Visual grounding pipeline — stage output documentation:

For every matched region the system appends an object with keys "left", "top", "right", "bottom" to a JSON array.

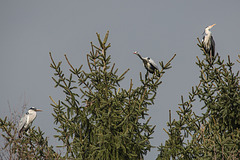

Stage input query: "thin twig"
[
  {"left": 49, "top": 96, "right": 57, "bottom": 106},
  {"left": 64, "top": 54, "right": 74, "bottom": 71}
]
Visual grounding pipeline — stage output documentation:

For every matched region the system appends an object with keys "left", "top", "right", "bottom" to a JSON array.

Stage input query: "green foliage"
[
  {"left": 157, "top": 39, "right": 240, "bottom": 159},
  {"left": 49, "top": 31, "right": 175, "bottom": 159}
]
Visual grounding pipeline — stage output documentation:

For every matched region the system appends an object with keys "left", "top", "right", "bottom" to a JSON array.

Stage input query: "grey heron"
[
  {"left": 18, "top": 107, "right": 42, "bottom": 138},
  {"left": 133, "top": 51, "right": 160, "bottom": 77},
  {"left": 202, "top": 24, "right": 216, "bottom": 65}
]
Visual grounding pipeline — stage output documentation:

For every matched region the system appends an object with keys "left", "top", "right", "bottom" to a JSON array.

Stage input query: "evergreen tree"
[
  {"left": 0, "top": 109, "right": 59, "bottom": 159},
  {"left": 157, "top": 39, "right": 240, "bottom": 159},
  {"left": 49, "top": 31, "right": 175, "bottom": 159}
]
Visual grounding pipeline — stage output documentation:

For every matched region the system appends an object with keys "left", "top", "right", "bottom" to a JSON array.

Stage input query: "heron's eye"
[{"left": 147, "top": 57, "right": 150, "bottom": 60}]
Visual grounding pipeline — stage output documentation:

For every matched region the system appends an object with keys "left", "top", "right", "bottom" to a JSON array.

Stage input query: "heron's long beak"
[
  {"left": 36, "top": 109, "right": 42, "bottom": 112},
  {"left": 209, "top": 24, "right": 216, "bottom": 29}
]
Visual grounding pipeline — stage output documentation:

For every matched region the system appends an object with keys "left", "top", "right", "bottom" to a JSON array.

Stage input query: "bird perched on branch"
[
  {"left": 18, "top": 107, "right": 42, "bottom": 138},
  {"left": 202, "top": 24, "right": 216, "bottom": 65},
  {"left": 133, "top": 51, "right": 160, "bottom": 77}
]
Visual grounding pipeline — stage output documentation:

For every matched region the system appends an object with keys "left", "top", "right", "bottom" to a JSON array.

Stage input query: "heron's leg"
[
  {"left": 209, "top": 51, "right": 215, "bottom": 66},
  {"left": 210, "top": 52, "right": 212, "bottom": 65},
  {"left": 18, "top": 132, "right": 22, "bottom": 138},
  {"left": 145, "top": 71, "right": 149, "bottom": 80}
]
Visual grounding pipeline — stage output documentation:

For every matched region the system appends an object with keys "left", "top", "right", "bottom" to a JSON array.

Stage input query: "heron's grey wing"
[
  {"left": 202, "top": 35, "right": 205, "bottom": 42},
  {"left": 149, "top": 58, "right": 159, "bottom": 70},
  {"left": 27, "top": 113, "right": 37, "bottom": 126},
  {"left": 211, "top": 36, "right": 215, "bottom": 57},
  {"left": 18, "top": 114, "right": 27, "bottom": 133}
]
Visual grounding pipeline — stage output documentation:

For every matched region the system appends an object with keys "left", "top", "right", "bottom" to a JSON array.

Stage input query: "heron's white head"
[
  {"left": 29, "top": 107, "right": 42, "bottom": 112},
  {"left": 133, "top": 51, "right": 138, "bottom": 55},
  {"left": 204, "top": 24, "right": 216, "bottom": 34},
  {"left": 207, "top": 24, "right": 216, "bottom": 29}
]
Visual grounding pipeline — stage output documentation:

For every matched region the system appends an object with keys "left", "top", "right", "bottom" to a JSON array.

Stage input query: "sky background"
[{"left": 0, "top": 1, "right": 239, "bottom": 159}]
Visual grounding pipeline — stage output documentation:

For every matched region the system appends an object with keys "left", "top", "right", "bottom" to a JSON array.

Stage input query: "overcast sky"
[{"left": 1, "top": 1, "right": 240, "bottom": 159}]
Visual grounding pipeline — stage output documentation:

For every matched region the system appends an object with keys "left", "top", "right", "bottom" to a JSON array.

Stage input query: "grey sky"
[{"left": 0, "top": 1, "right": 239, "bottom": 159}]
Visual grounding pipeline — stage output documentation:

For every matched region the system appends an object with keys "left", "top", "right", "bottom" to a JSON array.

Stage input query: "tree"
[
  {"left": 157, "top": 39, "right": 240, "bottom": 159},
  {"left": 0, "top": 106, "right": 60, "bottom": 160},
  {"left": 49, "top": 31, "right": 175, "bottom": 159}
]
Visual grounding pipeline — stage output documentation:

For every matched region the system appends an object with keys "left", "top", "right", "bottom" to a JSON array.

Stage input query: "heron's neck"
[
  {"left": 205, "top": 29, "right": 212, "bottom": 36},
  {"left": 28, "top": 110, "right": 36, "bottom": 115},
  {"left": 136, "top": 54, "right": 143, "bottom": 60}
]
